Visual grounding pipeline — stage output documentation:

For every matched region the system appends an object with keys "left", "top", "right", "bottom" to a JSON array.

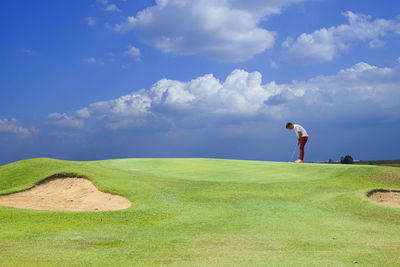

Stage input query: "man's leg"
[{"left": 299, "top": 136, "right": 308, "bottom": 161}]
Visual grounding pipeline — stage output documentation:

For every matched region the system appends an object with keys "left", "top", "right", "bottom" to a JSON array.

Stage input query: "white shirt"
[{"left": 293, "top": 124, "right": 308, "bottom": 137}]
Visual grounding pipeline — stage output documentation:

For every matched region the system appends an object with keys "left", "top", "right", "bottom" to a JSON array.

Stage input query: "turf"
[
  {"left": 0, "top": 158, "right": 399, "bottom": 266},
  {"left": 355, "top": 159, "right": 400, "bottom": 168}
]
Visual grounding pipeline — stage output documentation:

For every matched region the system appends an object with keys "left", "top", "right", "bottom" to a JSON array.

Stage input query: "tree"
[{"left": 340, "top": 155, "right": 353, "bottom": 164}]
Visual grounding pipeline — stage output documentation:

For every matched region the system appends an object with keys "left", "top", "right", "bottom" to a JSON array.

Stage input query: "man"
[{"left": 286, "top": 122, "right": 309, "bottom": 163}]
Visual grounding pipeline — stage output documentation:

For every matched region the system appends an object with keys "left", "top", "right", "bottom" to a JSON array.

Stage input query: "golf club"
[{"left": 288, "top": 144, "right": 297, "bottom": 163}]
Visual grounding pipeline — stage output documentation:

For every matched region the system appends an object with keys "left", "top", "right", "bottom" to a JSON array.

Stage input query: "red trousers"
[{"left": 299, "top": 136, "right": 308, "bottom": 160}]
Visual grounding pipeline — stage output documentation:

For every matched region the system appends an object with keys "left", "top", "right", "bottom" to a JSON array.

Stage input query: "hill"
[{"left": 0, "top": 158, "right": 399, "bottom": 266}]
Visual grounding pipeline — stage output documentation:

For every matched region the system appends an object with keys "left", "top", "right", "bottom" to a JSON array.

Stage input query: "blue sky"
[{"left": 1, "top": 0, "right": 400, "bottom": 164}]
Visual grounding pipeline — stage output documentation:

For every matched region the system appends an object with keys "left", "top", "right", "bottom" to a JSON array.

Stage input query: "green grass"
[
  {"left": 355, "top": 159, "right": 400, "bottom": 167},
  {"left": 0, "top": 158, "right": 400, "bottom": 266}
]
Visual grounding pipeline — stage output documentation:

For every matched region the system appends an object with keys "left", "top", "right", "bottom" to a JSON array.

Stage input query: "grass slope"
[
  {"left": 0, "top": 158, "right": 399, "bottom": 266},
  {"left": 356, "top": 159, "right": 400, "bottom": 168}
]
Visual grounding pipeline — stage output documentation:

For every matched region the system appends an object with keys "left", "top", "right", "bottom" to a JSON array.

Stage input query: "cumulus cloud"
[
  {"left": 97, "top": 0, "right": 120, "bottom": 12},
  {"left": 48, "top": 93, "right": 154, "bottom": 130},
  {"left": 0, "top": 118, "right": 30, "bottom": 136},
  {"left": 76, "top": 108, "right": 91, "bottom": 119},
  {"left": 277, "top": 62, "right": 400, "bottom": 118},
  {"left": 123, "top": 45, "right": 141, "bottom": 61},
  {"left": 88, "top": 92, "right": 151, "bottom": 117},
  {"left": 283, "top": 11, "right": 400, "bottom": 63},
  {"left": 47, "top": 59, "right": 400, "bottom": 131},
  {"left": 113, "top": 0, "right": 304, "bottom": 62},
  {"left": 104, "top": 4, "right": 120, "bottom": 12},
  {"left": 47, "top": 113, "right": 85, "bottom": 129}
]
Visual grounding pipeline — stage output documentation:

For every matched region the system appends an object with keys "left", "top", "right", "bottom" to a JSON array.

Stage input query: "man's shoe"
[{"left": 294, "top": 160, "right": 304, "bottom": 163}]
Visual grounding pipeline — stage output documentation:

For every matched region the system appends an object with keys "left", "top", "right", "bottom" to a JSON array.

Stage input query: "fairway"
[{"left": 0, "top": 158, "right": 400, "bottom": 266}]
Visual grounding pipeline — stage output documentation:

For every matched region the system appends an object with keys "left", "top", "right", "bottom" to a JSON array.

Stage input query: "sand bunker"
[
  {"left": 0, "top": 174, "right": 131, "bottom": 211},
  {"left": 368, "top": 189, "right": 400, "bottom": 208}
]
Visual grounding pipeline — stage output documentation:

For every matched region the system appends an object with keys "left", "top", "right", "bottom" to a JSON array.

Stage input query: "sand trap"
[
  {"left": 368, "top": 189, "right": 400, "bottom": 208},
  {"left": 0, "top": 174, "right": 131, "bottom": 211}
]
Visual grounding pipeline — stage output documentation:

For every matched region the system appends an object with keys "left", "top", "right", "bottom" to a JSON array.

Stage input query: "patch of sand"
[
  {"left": 368, "top": 189, "right": 400, "bottom": 208},
  {"left": 0, "top": 174, "right": 131, "bottom": 211}
]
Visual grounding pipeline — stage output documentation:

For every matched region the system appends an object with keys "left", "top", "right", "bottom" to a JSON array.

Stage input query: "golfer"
[{"left": 286, "top": 122, "right": 309, "bottom": 163}]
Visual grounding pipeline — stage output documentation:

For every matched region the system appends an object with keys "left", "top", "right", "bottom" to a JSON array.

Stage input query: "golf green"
[{"left": 0, "top": 158, "right": 399, "bottom": 266}]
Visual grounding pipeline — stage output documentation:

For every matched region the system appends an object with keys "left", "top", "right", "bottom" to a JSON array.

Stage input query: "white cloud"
[
  {"left": 113, "top": 0, "right": 304, "bottom": 62},
  {"left": 0, "top": 118, "right": 30, "bottom": 136},
  {"left": 47, "top": 113, "right": 85, "bottom": 129},
  {"left": 104, "top": 4, "right": 120, "bottom": 12},
  {"left": 88, "top": 93, "right": 151, "bottom": 117},
  {"left": 83, "top": 93, "right": 153, "bottom": 129},
  {"left": 113, "top": 16, "right": 136, "bottom": 32},
  {"left": 83, "top": 57, "right": 98, "bottom": 64},
  {"left": 75, "top": 108, "right": 91, "bottom": 119},
  {"left": 294, "top": 62, "right": 397, "bottom": 106},
  {"left": 147, "top": 70, "right": 280, "bottom": 115},
  {"left": 283, "top": 11, "right": 400, "bottom": 63},
  {"left": 269, "top": 60, "right": 279, "bottom": 69},
  {"left": 47, "top": 59, "right": 400, "bottom": 130},
  {"left": 123, "top": 45, "right": 141, "bottom": 61},
  {"left": 97, "top": 0, "right": 120, "bottom": 12},
  {"left": 368, "top": 38, "right": 385, "bottom": 48},
  {"left": 86, "top": 17, "right": 96, "bottom": 26}
]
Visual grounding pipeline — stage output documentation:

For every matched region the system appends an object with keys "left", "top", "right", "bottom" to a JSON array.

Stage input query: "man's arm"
[{"left": 297, "top": 131, "right": 302, "bottom": 146}]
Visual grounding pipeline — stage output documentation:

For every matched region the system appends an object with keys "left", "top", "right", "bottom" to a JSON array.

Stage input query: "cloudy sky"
[{"left": 1, "top": 0, "right": 400, "bottom": 164}]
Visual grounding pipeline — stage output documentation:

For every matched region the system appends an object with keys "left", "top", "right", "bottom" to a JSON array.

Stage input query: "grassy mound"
[{"left": 0, "top": 158, "right": 399, "bottom": 266}]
